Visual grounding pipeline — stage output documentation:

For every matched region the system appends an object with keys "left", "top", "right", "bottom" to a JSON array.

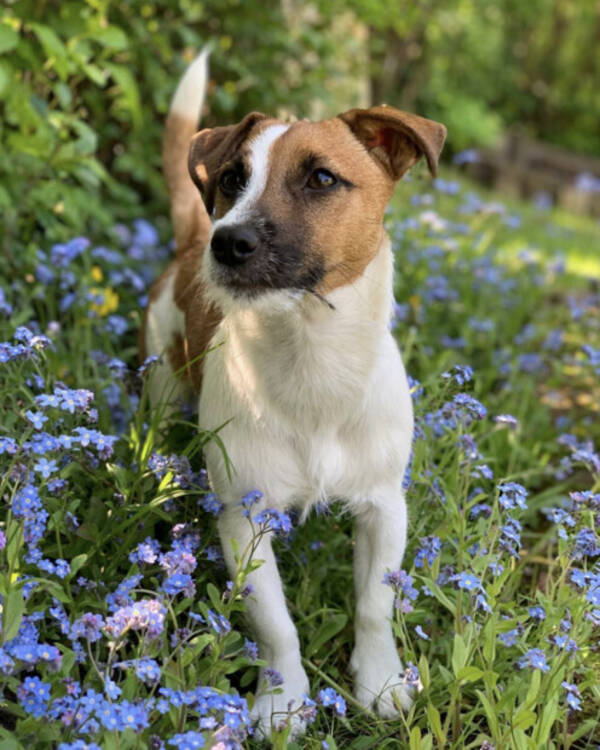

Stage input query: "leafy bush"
[{"left": 0, "top": 1, "right": 354, "bottom": 256}]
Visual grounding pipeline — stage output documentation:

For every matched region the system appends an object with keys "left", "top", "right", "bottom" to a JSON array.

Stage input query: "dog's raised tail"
[{"left": 163, "top": 48, "right": 211, "bottom": 254}]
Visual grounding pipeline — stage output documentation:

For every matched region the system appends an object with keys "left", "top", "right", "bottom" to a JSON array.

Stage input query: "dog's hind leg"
[
  {"left": 350, "top": 488, "right": 413, "bottom": 717},
  {"left": 217, "top": 505, "right": 309, "bottom": 738}
]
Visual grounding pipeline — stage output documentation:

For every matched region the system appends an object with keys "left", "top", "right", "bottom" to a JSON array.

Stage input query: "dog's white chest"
[{"left": 199, "top": 237, "right": 413, "bottom": 510}]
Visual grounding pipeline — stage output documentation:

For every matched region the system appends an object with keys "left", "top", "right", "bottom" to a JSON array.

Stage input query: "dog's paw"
[
  {"left": 350, "top": 647, "right": 412, "bottom": 718},
  {"left": 251, "top": 666, "right": 310, "bottom": 741}
]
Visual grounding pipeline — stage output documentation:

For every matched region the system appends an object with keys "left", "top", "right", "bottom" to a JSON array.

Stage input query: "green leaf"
[
  {"left": 482, "top": 617, "right": 496, "bottom": 663},
  {"left": 452, "top": 632, "right": 467, "bottom": 677},
  {"left": 418, "top": 653, "right": 430, "bottom": 690},
  {"left": 88, "top": 26, "right": 128, "bottom": 51},
  {"left": 2, "top": 587, "right": 25, "bottom": 643},
  {"left": 423, "top": 580, "right": 456, "bottom": 614},
  {"left": 105, "top": 63, "right": 142, "bottom": 129},
  {"left": 524, "top": 669, "right": 541, "bottom": 707},
  {"left": 569, "top": 718, "right": 598, "bottom": 743},
  {"left": 207, "top": 583, "right": 222, "bottom": 610},
  {"left": 426, "top": 702, "right": 445, "bottom": 745},
  {"left": 29, "top": 24, "right": 70, "bottom": 80},
  {"left": 476, "top": 690, "right": 499, "bottom": 739},
  {"left": 534, "top": 694, "right": 558, "bottom": 745},
  {"left": 457, "top": 665, "right": 484, "bottom": 683},
  {"left": 68, "top": 554, "right": 88, "bottom": 580},
  {"left": 0, "top": 735, "right": 23, "bottom": 750},
  {"left": 0, "top": 25, "right": 19, "bottom": 55},
  {"left": 5, "top": 521, "right": 23, "bottom": 572},
  {"left": 512, "top": 708, "right": 536, "bottom": 731},
  {"left": 409, "top": 726, "right": 422, "bottom": 750},
  {"left": 305, "top": 613, "right": 347, "bottom": 657}
]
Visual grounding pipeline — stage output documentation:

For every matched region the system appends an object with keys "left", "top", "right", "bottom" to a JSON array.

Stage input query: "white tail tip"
[{"left": 169, "top": 47, "right": 210, "bottom": 121}]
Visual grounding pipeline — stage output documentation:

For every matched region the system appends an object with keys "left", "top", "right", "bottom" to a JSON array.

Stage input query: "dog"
[{"left": 141, "top": 50, "right": 446, "bottom": 736}]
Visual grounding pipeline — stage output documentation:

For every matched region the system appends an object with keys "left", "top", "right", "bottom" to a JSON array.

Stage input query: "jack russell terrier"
[{"left": 141, "top": 50, "right": 446, "bottom": 736}]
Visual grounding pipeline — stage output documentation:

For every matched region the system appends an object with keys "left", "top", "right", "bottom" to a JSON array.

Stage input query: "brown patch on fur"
[
  {"left": 163, "top": 113, "right": 212, "bottom": 253},
  {"left": 172, "top": 244, "right": 222, "bottom": 391},
  {"left": 140, "top": 241, "right": 222, "bottom": 392},
  {"left": 167, "top": 332, "right": 188, "bottom": 379},
  {"left": 339, "top": 105, "right": 447, "bottom": 179}
]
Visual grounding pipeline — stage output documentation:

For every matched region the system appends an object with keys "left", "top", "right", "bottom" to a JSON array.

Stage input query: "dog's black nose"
[{"left": 211, "top": 226, "right": 258, "bottom": 267}]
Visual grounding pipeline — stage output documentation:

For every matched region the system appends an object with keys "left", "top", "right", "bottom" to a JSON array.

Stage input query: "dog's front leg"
[
  {"left": 350, "top": 490, "right": 413, "bottom": 717},
  {"left": 218, "top": 507, "right": 309, "bottom": 737}
]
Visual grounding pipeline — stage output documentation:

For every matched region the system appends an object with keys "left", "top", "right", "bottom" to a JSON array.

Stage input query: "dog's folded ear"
[
  {"left": 338, "top": 105, "right": 447, "bottom": 180},
  {"left": 188, "top": 112, "right": 267, "bottom": 212}
]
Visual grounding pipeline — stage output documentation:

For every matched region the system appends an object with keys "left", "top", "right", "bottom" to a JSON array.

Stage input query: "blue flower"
[
  {"left": 586, "top": 587, "right": 600, "bottom": 606},
  {"left": 161, "top": 573, "right": 195, "bottom": 598},
  {"left": 17, "top": 675, "right": 51, "bottom": 717},
  {"left": 562, "top": 681, "right": 582, "bottom": 711},
  {"left": 528, "top": 606, "right": 545, "bottom": 621},
  {"left": 129, "top": 537, "right": 161, "bottom": 565},
  {"left": 138, "top": 355, "right": 162, "bottom": 376},
  {"left": 104, "top": 679, "right": 122, "bottom": 700},
  {"left": 452, "top": 572, "right": 482, "bottom": 592},
  {"left": 264, "top": 667, "right": 284, "bottom": 687},
  {"left": 441, "top": 364, "right": 473, "bottom": 386},
  {"left": 0, "top": 436, "right": 17, "bottom": 455},
  {"left": 253, "top": 508, "right": 292, "bottom": 535},
  {"left": 70, "top": 613, "right": 105, "bottom": 642},
  {"left": 415, "top": 625, "right": 429, "bottom": 640},
  {"left": 383, "top": 569, "right": 419, "bottom": 612},
  {"left": 497, "top": 482, "right": 528, "bottom": 511},
  {"left": 494, "top": 414, "right": 518, "bottom": 428},
  {"left": 517, "top": 648, "right": 549, "bottom": 672},
  {"left": 239, "top": 490, "right": 262, "bottom": 517},
  {"left": 499, "top": 517, "right": 522, "bottom": 558},
  {"left": 198, "top": 492, "right": 223, "bottom": 516},
  {"left": 168, "top": 731, "right": 205, "bottom": 749},
  {"left": 317, "top": 687, "right": 346, "bottom": 716},
  {"left": 135, "top": 658, "right": 161, "bottom": 684},
  {"left": 206, "top": 609, "right": 231, "bottom": 636},
  {"left": 572, "top": 528, "right": 600, "bottom": 560},
  {"left": 470, "top": 503, "right": 492, "bottom": 519},
  {"left": 414, "top": 535, "right": 441, "bottom": 568},
  {"left": 25, "top": 410, "right": 48, "bottom": 430},
  {"left": 33, "top": 457, "right": 58, "bottom": 478},
  {"left": 244, "top": 639, "right": 259, "bottom": 661}
]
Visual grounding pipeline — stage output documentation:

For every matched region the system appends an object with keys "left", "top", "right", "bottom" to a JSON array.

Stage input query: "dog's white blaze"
[{"left": 212, "top": 123, "right": 289, "bottom": 230}]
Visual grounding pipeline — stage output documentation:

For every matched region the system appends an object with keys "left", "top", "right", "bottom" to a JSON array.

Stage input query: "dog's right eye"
[{"left": 219, "top": 169, "right": 245, "bottom": 196}]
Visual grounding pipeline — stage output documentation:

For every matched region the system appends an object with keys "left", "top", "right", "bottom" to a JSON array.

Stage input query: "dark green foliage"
[{"left": 0, "top": 1, "right": 347, "bottom": 254}]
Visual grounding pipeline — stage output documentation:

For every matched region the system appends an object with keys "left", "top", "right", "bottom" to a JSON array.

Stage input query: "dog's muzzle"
[{"left": 211, "top": 226, "right": 258, "bottom": 268}]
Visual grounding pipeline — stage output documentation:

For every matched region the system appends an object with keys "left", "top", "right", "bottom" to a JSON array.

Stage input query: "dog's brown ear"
[
  {"left": 188, "top": 112, "right": 267, "bottom": 213},
  {"left": 338, "top": 105, "right": 447, "bottom": 180}
]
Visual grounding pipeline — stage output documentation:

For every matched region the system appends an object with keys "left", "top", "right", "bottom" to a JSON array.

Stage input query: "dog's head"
[{"left": 188, "top": 106, "right": 446, "bottom": 303}]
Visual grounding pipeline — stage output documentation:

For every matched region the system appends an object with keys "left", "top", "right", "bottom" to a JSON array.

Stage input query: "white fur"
[
  {"left": 170, "top": 48, "right": 209, "bottom": 119},
  {"left": 200, "top": 235, "right": 413, "bottom": 735},
  {"left": 144, "top": 270, "right": 190, "bottom": 416}
]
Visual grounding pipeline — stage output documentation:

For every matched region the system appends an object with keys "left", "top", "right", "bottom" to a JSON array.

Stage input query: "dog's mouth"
[{"left": 209, "top": 249, "right": 325, "bottom": 302}]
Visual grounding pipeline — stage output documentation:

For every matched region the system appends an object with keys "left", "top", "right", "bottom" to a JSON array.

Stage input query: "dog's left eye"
[
  {"left": 306, "top": 168, "right": 338, "bottom": 190},
  {"left": 219, "top": 169, "right": 245, "bottom": 196}
]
